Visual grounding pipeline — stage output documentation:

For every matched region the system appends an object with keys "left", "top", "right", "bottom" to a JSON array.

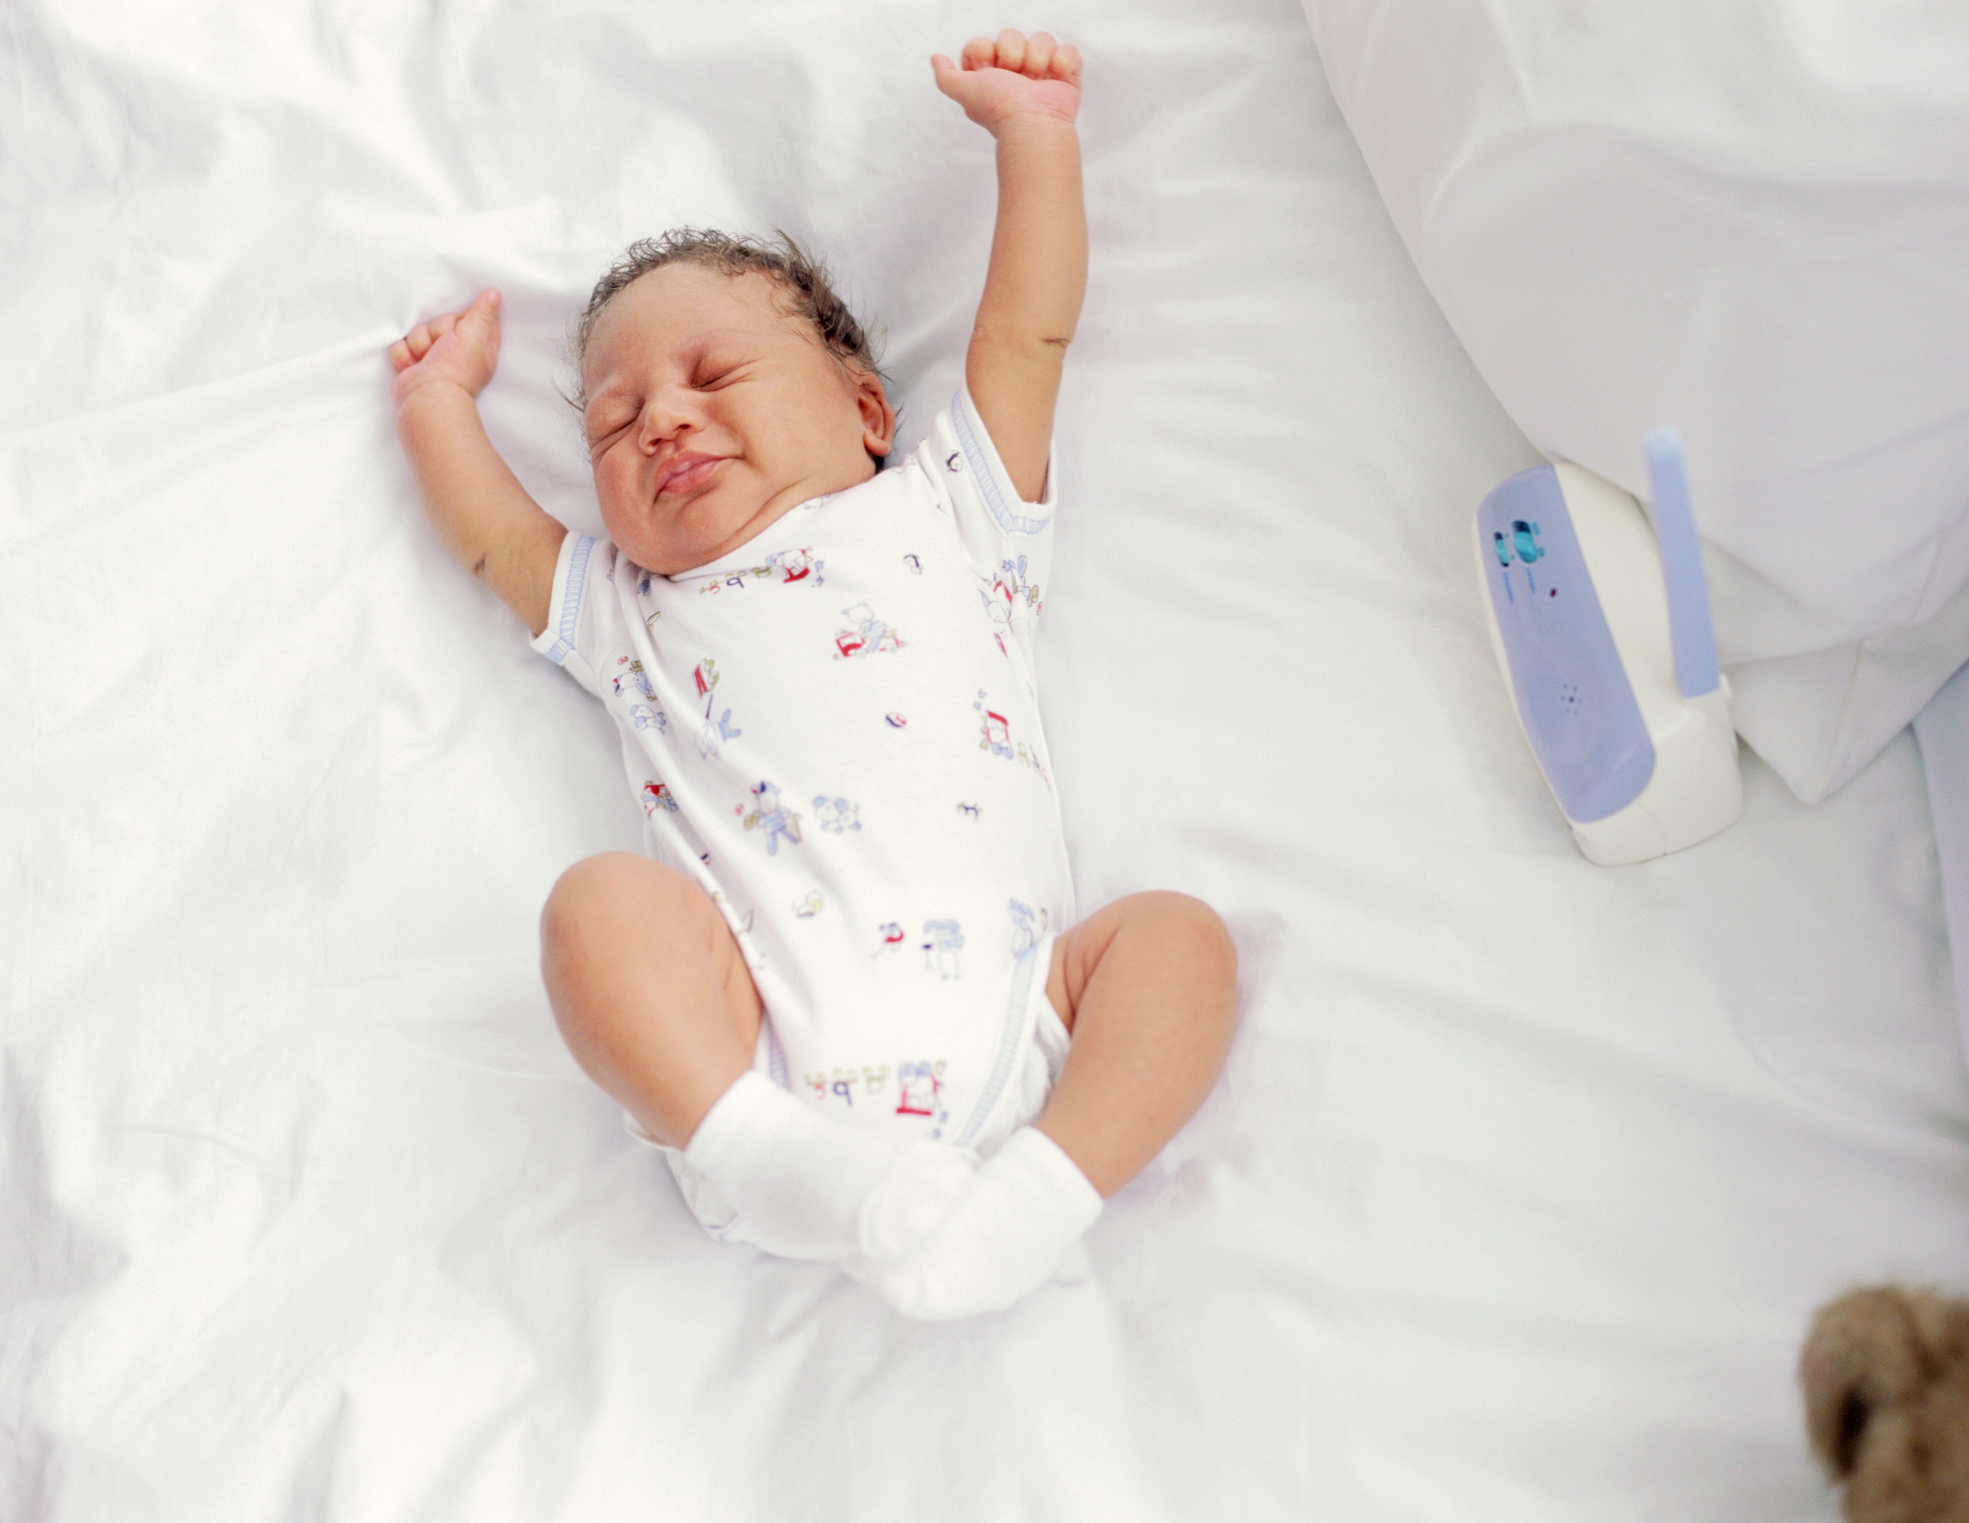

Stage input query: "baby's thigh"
[
  {"left": 1044, "top": 891, "right": 1236, "bottom": 1034},
  {"left": 539, "top": 852, "right": 763, "bottom": 1046}
]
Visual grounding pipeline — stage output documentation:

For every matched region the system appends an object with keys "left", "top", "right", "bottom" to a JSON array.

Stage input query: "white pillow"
[{"left": 1305, "top": 0, "right": 1969, "bottom": 802}]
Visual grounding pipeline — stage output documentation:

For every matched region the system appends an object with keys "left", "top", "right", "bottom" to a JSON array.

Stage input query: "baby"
[{"left": 389, "top": 31, "right": 1237, "bottom": 1319}]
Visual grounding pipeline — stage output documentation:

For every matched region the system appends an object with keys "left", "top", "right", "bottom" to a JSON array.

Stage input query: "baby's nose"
[{"left": 638, "top": 389, "right": 697, "bottom": 447}]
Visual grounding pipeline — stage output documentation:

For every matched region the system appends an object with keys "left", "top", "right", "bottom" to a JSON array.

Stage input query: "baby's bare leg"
[
  {"left": 541, "top": 853, "right": 977, "bottom": 1264},
  {"left": 1039, "top": 891, "right": 1239, "bottom": 1196},
  {"left": 867, "top": 892, "right": 1237, "bottom": 1319},
  {"left": 539, "top": 852, "right": 760, "bottom": 1148}
]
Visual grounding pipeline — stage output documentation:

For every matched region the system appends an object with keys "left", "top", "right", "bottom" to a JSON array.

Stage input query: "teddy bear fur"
[{"left": 1801, "top": 1285, "right": 1969, "bottom": 1523}]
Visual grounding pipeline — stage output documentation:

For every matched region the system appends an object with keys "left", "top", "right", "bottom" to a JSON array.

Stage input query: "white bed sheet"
[{"left": 4, "top": 2, "right": 1966, "bottom": 1519}]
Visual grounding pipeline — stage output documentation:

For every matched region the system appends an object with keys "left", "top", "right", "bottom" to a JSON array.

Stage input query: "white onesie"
[{"left": 533, "top": 385, "right": 1075, "bottom": 1149}]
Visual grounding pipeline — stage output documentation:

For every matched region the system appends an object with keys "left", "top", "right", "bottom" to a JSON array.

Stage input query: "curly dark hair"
[{"left": 567, "top": 227, "right": 884, "bottom": 412}]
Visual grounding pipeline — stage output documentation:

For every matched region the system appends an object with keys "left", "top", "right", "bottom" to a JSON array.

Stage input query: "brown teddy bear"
[{"left": 1801, "top": 1285, "right": 1969, "bottom": 1522}]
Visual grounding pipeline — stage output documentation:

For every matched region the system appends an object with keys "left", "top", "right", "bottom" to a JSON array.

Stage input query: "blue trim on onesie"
[
  {"left": 953, "top": 389, "right": 1051, "bottom": 537},
  {"left": 951, "top": 941, "right": 1045, "bottom": 1149},
  {"left": 537, "top": 534, "right": 595, "bottom": 666},
  {"left": 764, "top": 1021, "right": 790, "bottom": 1089}
]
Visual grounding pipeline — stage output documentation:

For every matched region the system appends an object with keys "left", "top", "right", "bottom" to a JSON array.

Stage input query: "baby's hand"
[
  {"left": 932, "top": 31, "right": 1081, "bottom": 135},
  {"left": 389, "top": 289, "right": 503, "bottom": 411}
]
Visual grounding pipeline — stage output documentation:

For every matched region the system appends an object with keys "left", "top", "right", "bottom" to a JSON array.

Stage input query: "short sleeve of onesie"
[
  {"left": 917, "top": 384, "right": 1056, "bottom": 653},
  {"left": 531, "top": 531, "right": 625, "bottom": 701}
]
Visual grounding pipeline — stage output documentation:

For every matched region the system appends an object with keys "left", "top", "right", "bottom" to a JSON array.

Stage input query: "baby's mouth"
[{"left": 655, "top": 452, "right": 724, "bottom": 497}]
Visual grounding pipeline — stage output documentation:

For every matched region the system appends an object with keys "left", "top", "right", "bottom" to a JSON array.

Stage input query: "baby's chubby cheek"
[
  {"left": 592, "top": 463, "right": 759, "bottom": 575},
  {"left": 591, "top": 465, "right": 656, "bottom": 554}
]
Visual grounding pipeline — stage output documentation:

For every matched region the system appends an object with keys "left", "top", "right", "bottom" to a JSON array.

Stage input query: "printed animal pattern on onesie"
[
  {"left": 766, "top": 548, "right": 823, "bottom": 585},
  {"left": 613, "top": 657, "right": 656, "bottom": 702},
  {"left": 741, "top": 780, "right": 801, "bottom": 855},
  {"left": 813, "top": 796, "right": 860, "bottom": 833},
  {"left": 973, "top": 689, "right": 1050, "bottom": 786},
  {"left": 833, "top": 603, "right": 903, "bottom": 659},
  {"left": 979, "top": 554, "right": 1042, "bottom": 655},
  {"left": 613, "top": 658, "right": 668, "bottom": 733},
  {"left": 922, "top": 919, "right": 963, "bottom": 980},
  {"left": 691, "top": 656, "right": 743, "bottom": 759},
  {"left": 894, "top": 1059, "right": 952, "bottom": 1136},
  {"left": 1008, "top": 898, "right": 1049, "bottom": 957}
]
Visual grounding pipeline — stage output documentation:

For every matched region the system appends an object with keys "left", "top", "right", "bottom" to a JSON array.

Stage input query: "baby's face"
[{"left": 580, "top": 264, "right": 895, "bottom": 575}]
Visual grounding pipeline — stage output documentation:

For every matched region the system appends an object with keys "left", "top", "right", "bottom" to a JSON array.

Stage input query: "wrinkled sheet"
[{"left": 4, "top": 2, "right": 1966, "bottom": 1520}]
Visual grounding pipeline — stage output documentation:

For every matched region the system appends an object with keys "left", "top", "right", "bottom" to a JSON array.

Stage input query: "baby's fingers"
[
  {"left": 390, "top": 319, "right": 446, "bottom": 372},
  {"left": 949, "top": 29, "right": 1078, "bottom": 85},
  {"left": 388, "top": 291, "right": 500, "bottom": 372},
  {"left": 1022, "top": 32, "right": 1057, "bottom": 80},
  {"left": 394, "top": 314, "right": 454, "bottom": 366},
  {"left": 455, "top": 288, "right": 502, "bottom": 346}
]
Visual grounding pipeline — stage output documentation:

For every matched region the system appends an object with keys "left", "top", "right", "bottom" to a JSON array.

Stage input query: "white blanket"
[{"left": 5, "top": 2, "right": 1964, "bottom": 1519}]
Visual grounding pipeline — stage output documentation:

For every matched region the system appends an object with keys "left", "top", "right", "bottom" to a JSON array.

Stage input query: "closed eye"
[{"left": 585, "top": 412, "right": 636, "bottom": 452}]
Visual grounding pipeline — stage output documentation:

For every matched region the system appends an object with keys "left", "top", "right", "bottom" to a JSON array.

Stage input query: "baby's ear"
[{"left": 854, "top": 367, "right": 898, "bottom": 459}]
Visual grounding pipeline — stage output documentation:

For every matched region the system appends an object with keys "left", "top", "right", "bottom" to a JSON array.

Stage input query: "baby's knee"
[
  {"left": 1132, "top": 890, "right": 1237, "bottom": 987},
  {"left": 541, "top": 850, "right": 641, "bottom": 933},
  {"left": 540, "top": 851, "right": 701, "bottom": 962}
]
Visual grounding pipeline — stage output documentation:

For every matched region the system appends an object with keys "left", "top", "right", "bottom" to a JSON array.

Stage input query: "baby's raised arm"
[
  {"left": 932, "top": 31, "right": 1087, "bottom": 502},
  {"left": 390, "top": 290, "right": 567, "bottom": 636}
]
